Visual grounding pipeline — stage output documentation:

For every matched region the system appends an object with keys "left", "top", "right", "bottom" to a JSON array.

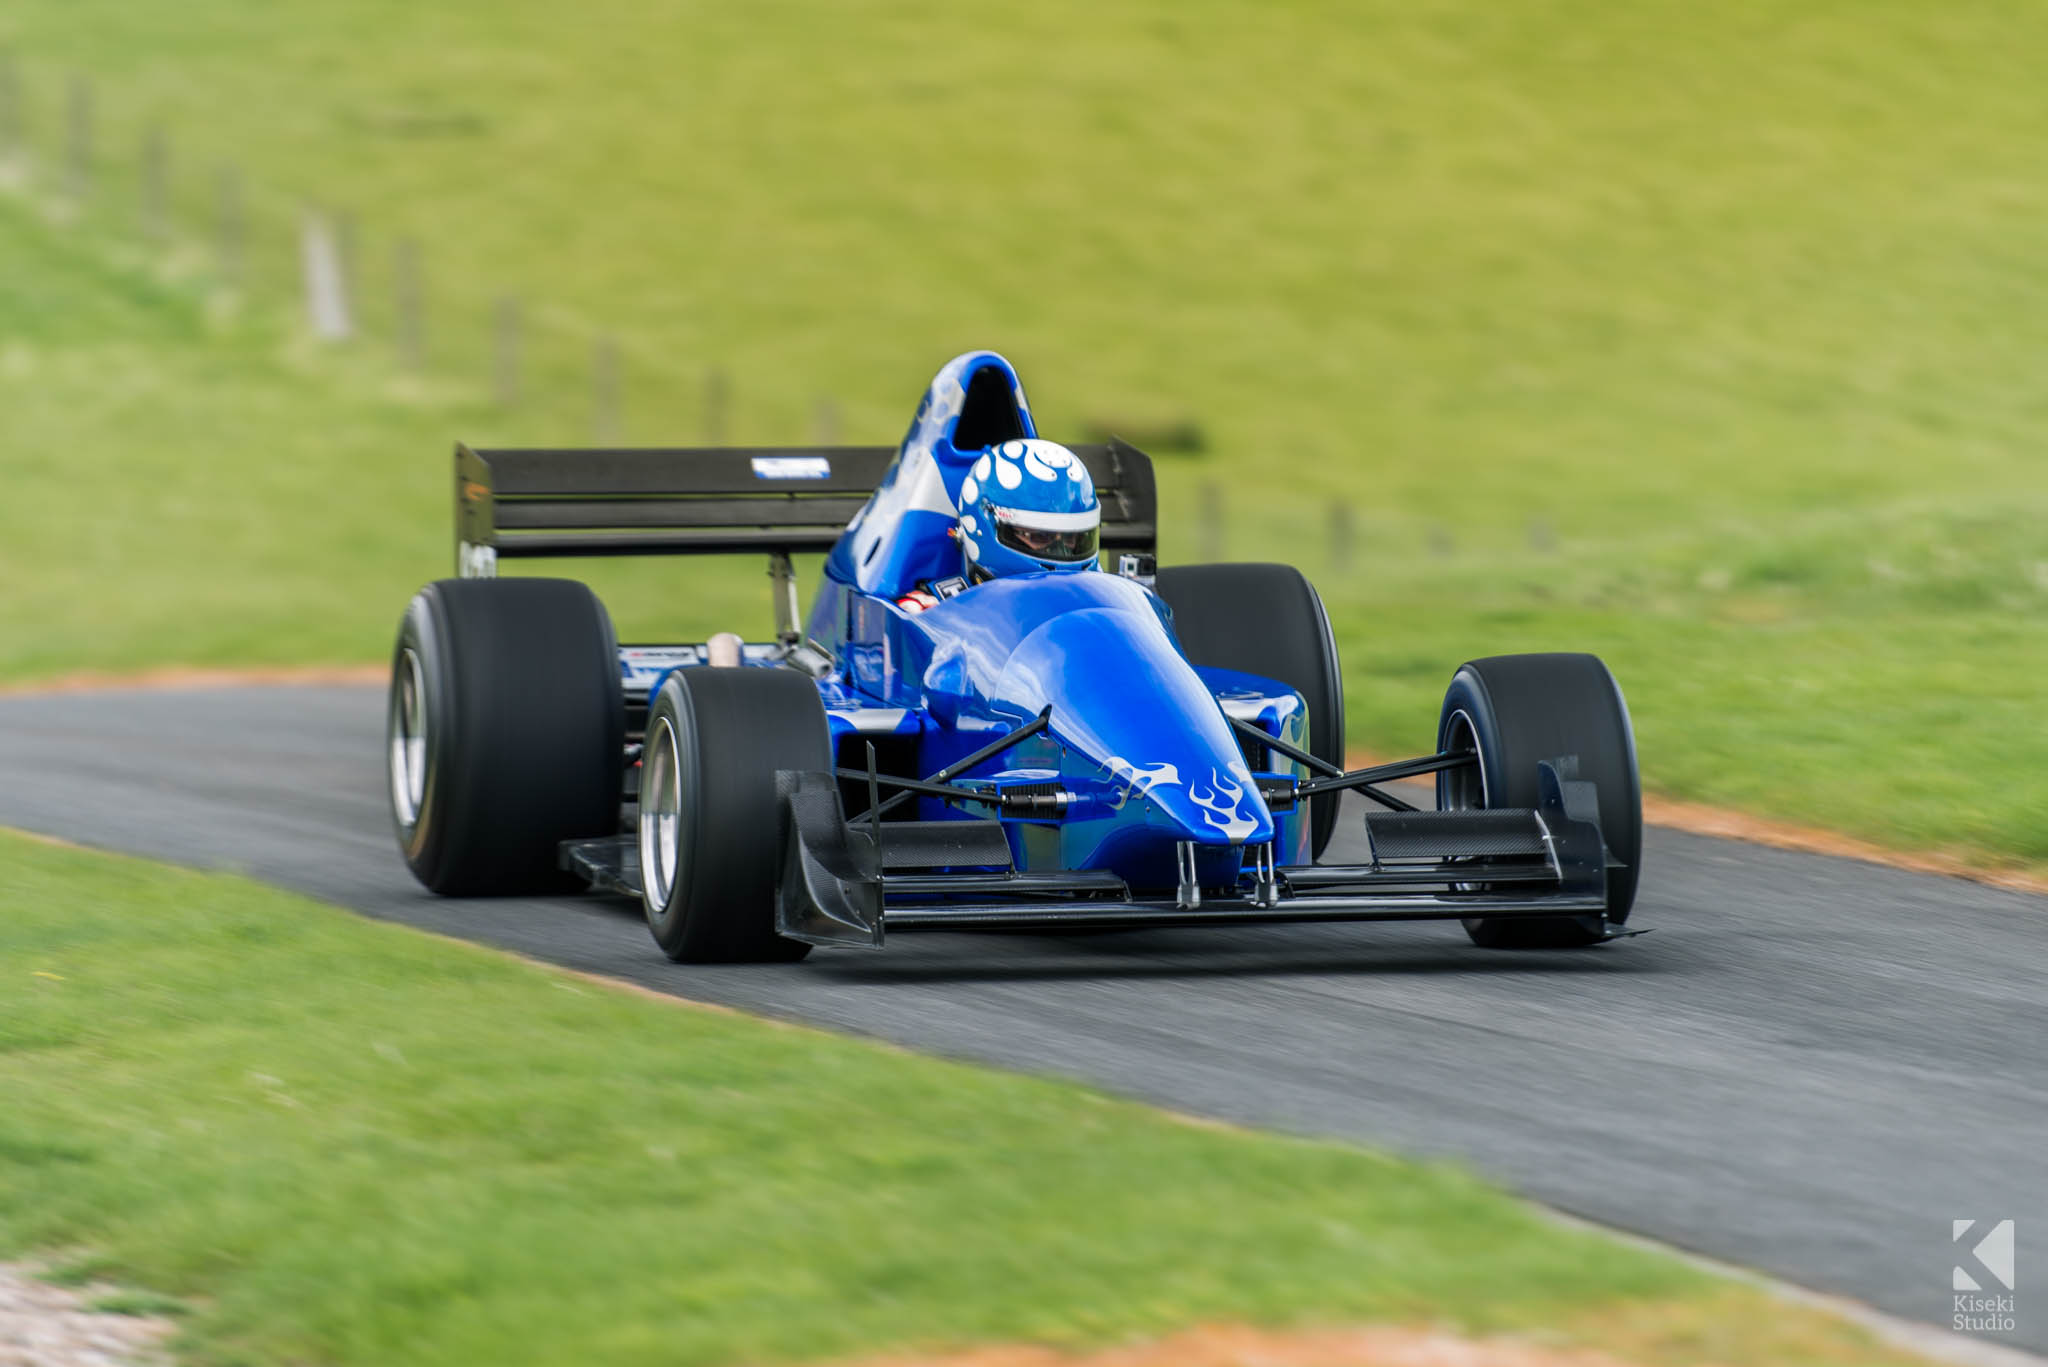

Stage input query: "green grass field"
[
  {"left": 0, "top": 831, "right": 1932, "bottom": 1367},
  {"left": 2, "top": 0, "right": 2046, "bottom": 868}
]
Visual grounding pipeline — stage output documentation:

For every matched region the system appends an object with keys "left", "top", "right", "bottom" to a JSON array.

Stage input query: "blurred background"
[{"left": 4, "top": 0, "right": 2045, "bottom": 869}]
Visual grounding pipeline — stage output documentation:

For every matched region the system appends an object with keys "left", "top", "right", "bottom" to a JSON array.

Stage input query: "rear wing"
[{"left": 454, "top": 440, "right": 1158, "bottom": 575}]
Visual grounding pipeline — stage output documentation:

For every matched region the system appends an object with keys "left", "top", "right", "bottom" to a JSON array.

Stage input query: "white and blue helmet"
[{"left": 957, "top": 440, "right": 1101, "bottom": 581}]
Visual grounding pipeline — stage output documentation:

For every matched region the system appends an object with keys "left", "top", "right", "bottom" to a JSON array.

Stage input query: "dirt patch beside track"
[
  {"left": 1636, "top": 793, "right": 2048, "bottom": 898},
  {"left": 840, "top": 1324, "right": 1638, "bottom": 1367},
  {"left": 0, "top": 1264, "right": 173, "bottom": 1367},
  {"left": 1355, "top": 756, "right": 2048, "bottom": 900},
  {"left": 0, "top": 665, "right": 388, "bottom": 696}
]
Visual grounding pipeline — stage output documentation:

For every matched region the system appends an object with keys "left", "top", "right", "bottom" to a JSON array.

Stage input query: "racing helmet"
[{"left": 957, "top": 439, "right": 1101, "bottom": 582}]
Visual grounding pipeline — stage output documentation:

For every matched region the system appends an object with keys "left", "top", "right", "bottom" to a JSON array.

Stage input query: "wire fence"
[
  {"left": 0, "top": 51, "right": 1559, "bottom": 571},
  {"left": 0, "top": 53, "right": 801, "bottom": 453}
]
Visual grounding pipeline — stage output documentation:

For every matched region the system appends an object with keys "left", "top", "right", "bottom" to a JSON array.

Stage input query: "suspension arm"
[
  {"left": 854, "top": 707, "right": 1052, "bottom": 821},
  {"left": 1296, "top": 750, "right": 1476, "bottom": 799}
]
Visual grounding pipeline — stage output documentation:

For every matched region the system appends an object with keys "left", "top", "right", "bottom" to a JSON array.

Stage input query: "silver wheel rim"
[
  {"left": 1441, "top": 709, "right": 1487, "bottom": 811},
  {"left": 388, "top": 648, "right": 428, "bottom": 830},
  {"left": 1442, "top": 709, "right": 1488, "bottom": 903},
  {"left": 640, "top": 715, "right": 684, "bottom": 911}
]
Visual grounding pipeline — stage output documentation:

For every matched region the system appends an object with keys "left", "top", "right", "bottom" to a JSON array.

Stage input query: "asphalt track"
[{"left": 3, "top": 684, "right": 2044, "bottom": 1353}]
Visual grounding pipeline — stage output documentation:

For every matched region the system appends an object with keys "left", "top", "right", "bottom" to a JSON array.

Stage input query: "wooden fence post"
[
  {"left": 394, "top": 237, "right": 423, "bottom": 369},
  {"left": 593, "top": 335, "right": 621, "bottom": 443},
  {"left": 0, "top": 52, "right": 21, "bottom": 167},
  {"left": 140, "top": 123, "right": 168, "bottom": 240},
  {"left": 1328, "top": 500, "right": 1354, "bottom": 573},
  {"left": 216, "top": 166, "right": 244, "bottom": 284},
  {"left": 301, "top": 210, "right": 353, "bottom": 340},
  {"left": 64, "top": 73, "right": 92, "bottom": 203},
  {"left": 704, "top": 368, "right": 729, "bottom": 446},
  {"left": 1198, "top": 481, "right": 1224, "bottom": 561},
  {"left": 493, "top": 297, "right": 520, "bottom": 407}
]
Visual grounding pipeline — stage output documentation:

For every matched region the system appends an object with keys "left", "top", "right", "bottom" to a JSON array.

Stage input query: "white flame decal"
[
  {"left": 1188, "top": 768, "right": 1257, "bottom": 841},
  {"left": 1104, "top": 758, "right": 1182, "bottom": 811}
]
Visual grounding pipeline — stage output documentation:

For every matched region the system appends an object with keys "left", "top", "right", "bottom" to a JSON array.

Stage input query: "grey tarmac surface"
[{"left": 2, "top": 684, "right": 2043, "bottom": 1352}]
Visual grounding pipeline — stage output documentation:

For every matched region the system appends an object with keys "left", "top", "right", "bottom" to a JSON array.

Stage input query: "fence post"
[
  {"left": 140, "top": 123, "right": 168, "bottom": 240},
  {"left": 1328, "top": 499, "right": 1354, "bottom": 573},
  {"left": 216, "top": 166, "right": 244, "bottom": 284},
  {"left": 704, "top": 368, "right": 729, "bottom": 446},
  {"left": 301, "top": 210, "right": 353, "bottom": 340},
  {"left": 1198, "top": 481, "right": 1224, "bottom": 561},
  {"left": 0, "top": 52, "right": 20, "bottom": 168},
  {"left": 394, "top": 237, "right": 423, "bottom": 370},
  {"left": 337, "top": 212, "right": 359, "bottom": 332},
  {"left": 593, "top": 335, "right": 621, "bottom": 443},
  {"left": 64, "top": 73, "right": 92, "bottom": 204},
  {"left": 814, "top": 396, "right": 839, "bottom": 445},
  {"left": 493, "top": 297, "right": 521, "bottom": 407}
]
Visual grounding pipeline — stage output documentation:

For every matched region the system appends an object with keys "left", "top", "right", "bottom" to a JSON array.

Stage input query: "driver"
[{"left": 897, "top": 440, "right": 1101, "bottom": 611}]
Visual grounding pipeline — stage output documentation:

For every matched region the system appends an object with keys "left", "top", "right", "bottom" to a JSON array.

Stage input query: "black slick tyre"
[
  {"left": 1435, "top": 652, "right": 1642, "bottom": 948},
  {"left": 638, "top": 667, "right": 830, "bottom": 963},
  {"left": 387, "top": 577, "right": 625, "bottom": 895},
  {"left": 1154, "top": 563, "right": 1346, "bottom": 860}
]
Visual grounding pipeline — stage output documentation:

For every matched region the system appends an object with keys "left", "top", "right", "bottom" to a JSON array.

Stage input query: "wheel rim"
[
  {"left": 388, "top": 647, "right": 429, "bottom": 830},
  {"left": 1441, "top": 708, "right": 1490, "bottom": 908},
  {"left": 1443, "top": 701, "right": 1598, "bottom": 938},
  {"left": 639, "top": 714, "right": 685, "bottom": 911},
  {"left": 1440, "top": 709, "right": 1487, "bottom": 811}
]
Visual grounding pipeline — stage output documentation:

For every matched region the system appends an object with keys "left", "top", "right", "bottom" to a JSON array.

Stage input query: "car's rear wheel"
[
  {"left": 388, "top": 578, "right": 624, "bottom": 895},
  {"left": 1154, "top": 563, "right": 1345, "bottom": 861},
  {"left": 639, "top": 667, "right": 829, "bottom": 963},
  {"left": 1436, "top": 653, "right": 1641, "bottom": 948}
]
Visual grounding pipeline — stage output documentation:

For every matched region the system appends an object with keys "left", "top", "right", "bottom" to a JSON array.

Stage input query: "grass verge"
[{"left": 0, "top": 829, "right": 1930, "bottom": 1367}]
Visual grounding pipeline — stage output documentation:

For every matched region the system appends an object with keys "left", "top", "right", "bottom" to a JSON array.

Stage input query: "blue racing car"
[{"left": 386, "top": 351, "right": 1643, "bottom": 961}]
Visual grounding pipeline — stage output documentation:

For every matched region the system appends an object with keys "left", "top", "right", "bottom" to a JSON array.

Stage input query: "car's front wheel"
[
  {"left": 1436, "top": 652, "right": 1642, "bottom": 948},
  {"left": 639, "top": 667, "right": 830, "bottom": 963}
]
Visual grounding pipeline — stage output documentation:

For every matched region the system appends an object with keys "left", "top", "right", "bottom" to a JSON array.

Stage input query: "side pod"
[{"left": 775, "top": 771, "right": 885, "bottom": 949}]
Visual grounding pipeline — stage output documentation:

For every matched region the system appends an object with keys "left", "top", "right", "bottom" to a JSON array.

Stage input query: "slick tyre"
[
  {"left": 638, "top": 667, "right": 830, "bottom": 963},
  {"left": 1436, "top": 653, "right": 1642, "bottom": 948},
  {"left": 388, "top": 578, "right": 625, "bottom": 895},
  {"left": 1155, "top": 563, "right": 1346, "bottom": 860}
]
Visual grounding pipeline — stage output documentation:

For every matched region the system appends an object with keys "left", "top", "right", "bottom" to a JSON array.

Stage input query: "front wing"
[{"left": 561, "top": 759, "right": 1623, "bottom": 949}]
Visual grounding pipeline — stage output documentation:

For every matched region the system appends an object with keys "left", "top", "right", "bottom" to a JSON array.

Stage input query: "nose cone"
[
  {"left": 996, "top": 599, "right": 1273, "bottom": 847},
  {"left": 1104, "top": 755, "right": 1271, "bottom": 845}
]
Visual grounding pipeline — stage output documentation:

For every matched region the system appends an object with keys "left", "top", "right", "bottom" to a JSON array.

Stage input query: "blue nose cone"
[{"left": 992, "top": 592, "right": 1274, "bottom": 848}]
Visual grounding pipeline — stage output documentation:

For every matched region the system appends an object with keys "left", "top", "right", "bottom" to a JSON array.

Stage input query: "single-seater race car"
[{"left": 386, "top": 350, "right": 1643, "bottom": 962}]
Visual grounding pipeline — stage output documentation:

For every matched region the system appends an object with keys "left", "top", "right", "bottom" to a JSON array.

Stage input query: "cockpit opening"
[{"left": 951, "top": 363, "right": 1029, "bottom": 452}]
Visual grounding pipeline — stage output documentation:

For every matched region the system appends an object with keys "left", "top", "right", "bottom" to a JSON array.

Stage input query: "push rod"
[
  {"left": 836, "top": 768, "right": 991, "bottom": 807},
  {"left": 1227, "top": 715, "right": 1417, "bottom": 811},
  {"left": 1296, "top": 750, "right": 1475, "bottom": 799},
  {"left": 856, "top": 708, "right": 1052, "bottom": 820},
  {"left": 1226, "top": 714, "right": 1342, "bottom": 777}
]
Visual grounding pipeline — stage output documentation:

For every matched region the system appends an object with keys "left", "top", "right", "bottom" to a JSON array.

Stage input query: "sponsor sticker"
[
  {"left": 618, "top": 646, "right": 703, "bottom": 688},
  {"left": 751, "top": 456, "right": 832, "bottom": 480}
]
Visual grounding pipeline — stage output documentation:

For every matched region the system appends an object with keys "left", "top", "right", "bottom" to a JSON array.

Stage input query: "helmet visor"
[{"left": 990, "top": 506, "right": 1099, "bottom": 563}]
